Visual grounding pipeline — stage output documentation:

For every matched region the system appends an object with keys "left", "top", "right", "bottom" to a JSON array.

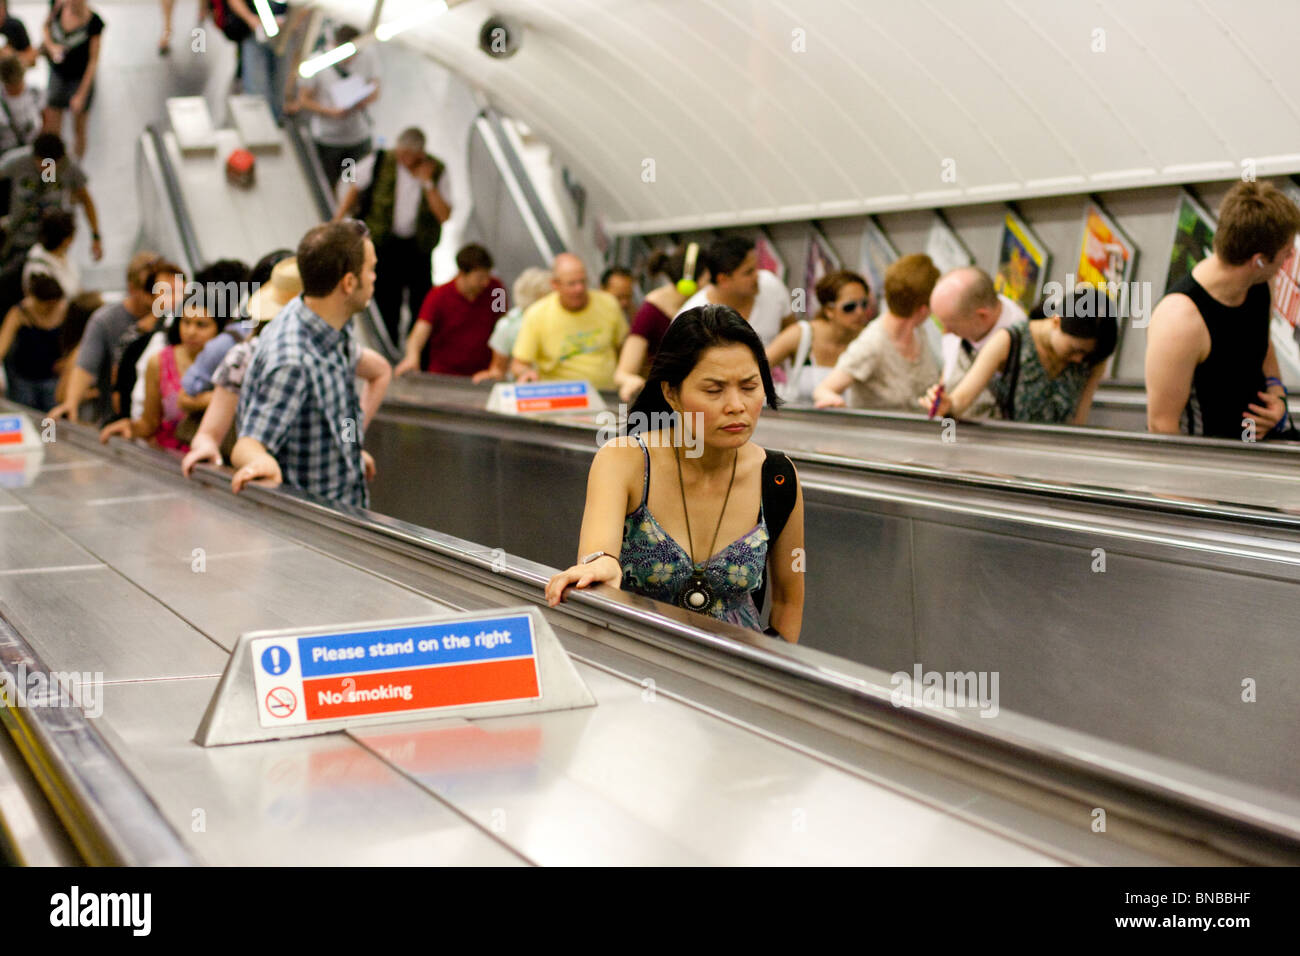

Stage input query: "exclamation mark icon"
[{"left": 271, "top": 647, "right": 282, "bottom": 673}]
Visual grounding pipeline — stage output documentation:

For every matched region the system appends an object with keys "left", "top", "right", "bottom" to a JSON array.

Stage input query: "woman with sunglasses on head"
[
  {"left": 767, "top": 269, "right": 876, "bottom": 404},
  {"left": 813, "top": 254, "right": 942, "bottom": 411},
  {"left": 546, "top": 304, "right": 805, "bottom": 642}
]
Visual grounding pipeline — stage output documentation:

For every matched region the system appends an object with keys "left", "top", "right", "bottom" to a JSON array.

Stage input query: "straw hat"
[{"left": 247, "top": 257, "right": 302, "bottom": 324}]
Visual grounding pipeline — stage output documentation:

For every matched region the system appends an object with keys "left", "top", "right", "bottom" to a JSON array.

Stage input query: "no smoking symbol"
[{"left": 265, "top": 687, "right": 297, "bottom": 719}]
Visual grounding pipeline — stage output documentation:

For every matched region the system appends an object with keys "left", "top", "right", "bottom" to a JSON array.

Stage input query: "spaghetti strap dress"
[{"left": 618, "top": 434, "right": 769, "bottom": 631}]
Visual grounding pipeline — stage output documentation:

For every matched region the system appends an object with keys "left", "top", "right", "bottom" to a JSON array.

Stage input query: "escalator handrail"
[
  {"left": 284, "top": 117, "right": 402, "bottom": 362},
  {"left": 377, "top": 378, "right": 1300, "bottom": 532},
  {"left": 479, "top": 108, "right": 566, "bottom": 259},
  {"left": 0, "top": 606, "right": 196, "bottom": 866},
  {"left": 54, "top": 419, "right": 1300, "bottom": 854},
  {"left": 142, "top": 124, "right": 203, "bottom": 274}
]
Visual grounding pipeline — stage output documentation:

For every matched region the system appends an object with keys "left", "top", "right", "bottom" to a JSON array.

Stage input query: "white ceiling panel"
[{"left": 308, "top": 0, "right": 1300, "bottom": 233}]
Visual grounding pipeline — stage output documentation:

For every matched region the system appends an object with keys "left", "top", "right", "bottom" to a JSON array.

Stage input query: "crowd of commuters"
[{"left": 1, "top": 3, "right": 1296, "bottom": 646}]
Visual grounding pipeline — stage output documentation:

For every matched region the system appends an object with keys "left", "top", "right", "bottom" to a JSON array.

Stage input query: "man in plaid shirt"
[{"left": 231, "top": 220, "right": 379, "bottom": 508}]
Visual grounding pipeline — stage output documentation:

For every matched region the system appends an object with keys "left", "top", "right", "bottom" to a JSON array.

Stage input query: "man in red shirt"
[{"left": 396, "top": 244, "right": 507, "bottom": 376}]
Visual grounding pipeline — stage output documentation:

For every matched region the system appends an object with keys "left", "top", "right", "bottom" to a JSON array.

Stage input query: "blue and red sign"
[
  {"left": 250, "top": 615, "right": 541, "bottom": 728},
  {"left": 0, "top": 416, "right": 26, "bottom": 446},
  {"left": 487, "top": 381, "right": 603, "bottom": 415}
]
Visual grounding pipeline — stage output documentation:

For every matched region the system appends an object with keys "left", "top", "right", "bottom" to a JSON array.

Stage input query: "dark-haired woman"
[
  {"left": 0, "top": 270, "right": 68, "bottom": 411},
  {"left": 24, "top": 209, "right": 79, "bottom": 299},
  {"left": 546, "top": 304, "right": 805, "bottom": 641},
  {"left": 920, "top": 293, "right": 1116, "bottom": 425},
  {"left": 99, "top": 291, "right": 226, "bottom": 451},
  {"left": 614, "top": 247, "right": 711, "bottom": 403}
]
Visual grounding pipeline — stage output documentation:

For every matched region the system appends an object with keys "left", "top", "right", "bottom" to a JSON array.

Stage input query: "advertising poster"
[
  {"left": 755, "top": 229, "right": 787, "bottom": 283},
  {"left": 993, "top": 210, "right": 1050, "bottom": 312},
  {"left": 924, "top": 213, "right": 973, "bottom": 274},
  {"left": 802, "top": 225, "right": 841, "bottom": 317},
  {"left": 1076, "top": 200, "right": 1138, "bottom": 291},
  {"left": 858, "top": 217, "right": 898, "bottom": 306},
  {"left": 1165, "top": 190, "right": 1217, "bottom": 292},
  {"left": 1267, "top": 179, "right": 1300, "bottom": 386}
]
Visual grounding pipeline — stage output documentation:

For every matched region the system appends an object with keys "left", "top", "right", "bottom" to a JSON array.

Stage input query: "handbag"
[
  {"left": 776, "top": 320, "right": 814, "bottom": 403},
  {"left": 996, "top": 324, "right": 1023, "bottom": 420}
]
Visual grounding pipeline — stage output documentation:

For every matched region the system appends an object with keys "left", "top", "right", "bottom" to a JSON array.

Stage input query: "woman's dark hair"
[
  {"left": 647, "top": 244, "right": 708, "bottom": 285},
  {"left": 1039, "top": 287, "right": 1118, "bottom": 365},
  {"left": 184, "top": 261, "right": 248, "bottom": 333},
  {"left": 38, "top": 209, "right": 75, "bottom": 251},
  {"left": 814, "top": 268, "right": 871, "bottom": 311},
  {"left": 250, "top": 248, "right": 293, "bottom": 288},
  {"left": 24, "top": 271, "right": 63, "bottom": 302},
  {"left": 628, "top": 304, "right": 781, "bottom": 428}
]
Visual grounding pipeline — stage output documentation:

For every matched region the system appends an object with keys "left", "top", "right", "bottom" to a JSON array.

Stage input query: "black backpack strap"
[
  {"left": 754, "top": 448, "right": 797, "bottom": 621},
  {"left": 998, "top": 324, "right": 1023, "bottom": 421},
  {"left": 761, "top": 448, "right": 797, "bottom": 542}
]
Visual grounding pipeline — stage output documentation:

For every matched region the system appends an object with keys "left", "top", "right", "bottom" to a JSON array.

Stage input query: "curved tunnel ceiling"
[{"left": 311, "top": 0, "right": 1300, "bottom": 234}]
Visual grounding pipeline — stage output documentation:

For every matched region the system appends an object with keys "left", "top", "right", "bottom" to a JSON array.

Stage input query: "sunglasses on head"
[{"left": 838, "top": 298, "right": 872, "bottom": 314}]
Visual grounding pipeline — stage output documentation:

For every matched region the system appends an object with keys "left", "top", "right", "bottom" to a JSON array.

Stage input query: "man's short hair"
[
  {"left": 455, "top": 243, "right": 493, "bottom": 273},
  {"left": 952, "top": 267, "right": 999, "bottom": 316},
  {"left": 38, "top": 209, "right": 75, "bottom": 251},
  {"left": 1214, "top": 181, "right": 1300, "bottom": 266},
  {"left": 126, "top": 250, "right": 162, "bottom": 291},
  {"left": 33, "top": 132, "right": 65, "bottom": 163},
  {"left": 600, "top": 266, "right": 632, "bottom": 288},
  {"left": 336, "top": 24, "right": 361, "bottom": 45},
  {"left": 0, "top": 53, "right": 23, "bottom": 87},
  {"left": 705, "top": 236, "right": 756, "bottom": 280},
  {"left": 396, "top": 127, "right": 426, "bottom": 152},
  {"left": 297, "top": 220, "right": 369, "bottom": 297},
  {"left": 884, "top": 254, "right": 941, "bottom": 318},
  {"left": 146, "top": 260, "right": 185, "bottom": 298}
]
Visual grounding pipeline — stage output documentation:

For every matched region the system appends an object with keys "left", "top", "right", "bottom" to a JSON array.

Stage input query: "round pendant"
[{"left": 677, "top": 570, "right": 714, "bottom": 613}]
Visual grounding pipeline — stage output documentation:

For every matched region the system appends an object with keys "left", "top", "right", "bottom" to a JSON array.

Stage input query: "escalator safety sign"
[
  {"left": 249, "top": 614, "right": 541, "bottom": 728},
  {"left": 486, "top": 380, "right": 604, "bottom": 415}
]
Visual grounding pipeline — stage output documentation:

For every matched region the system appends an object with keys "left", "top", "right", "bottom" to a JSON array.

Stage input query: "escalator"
[
  {"left": 1, "top": 405, "right": 1299, "bottom": 865},
  {"left": 362, "top": 375, "right": 1300, "bottom": 807},
  {"left": 111, "top": 73, "right": 1300, "bottom": 863}
]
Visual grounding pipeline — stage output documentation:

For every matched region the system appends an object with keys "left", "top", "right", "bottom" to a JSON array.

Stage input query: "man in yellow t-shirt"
[{"left": 511, "top": 253, "right": 627, "bottom": 389}]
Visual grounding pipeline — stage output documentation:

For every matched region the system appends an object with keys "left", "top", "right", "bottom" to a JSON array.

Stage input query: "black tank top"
[
  {"left": 7, "top": 308, "right": 63, "bottom": 380},
  {"left": 1169, "top": 273, "right": 1271, "bottom": 438}
]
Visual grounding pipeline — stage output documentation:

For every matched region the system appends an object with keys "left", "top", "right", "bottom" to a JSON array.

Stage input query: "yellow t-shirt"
[{"left": 511, "top": 290, "right": 627, "bottom": 389}]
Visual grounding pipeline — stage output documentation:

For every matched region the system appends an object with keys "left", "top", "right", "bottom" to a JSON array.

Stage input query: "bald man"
[
  {"left": 511, "top": 253, "right": 628, "bottom": 388},
  {"left": 930, "top": 266, "right": 1026, "bottom": 418}
]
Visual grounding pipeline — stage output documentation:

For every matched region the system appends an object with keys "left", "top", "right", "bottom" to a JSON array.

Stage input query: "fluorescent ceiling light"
[
  {"left": 376, "top": 1, "right": 448, "bottom": 42},
  {"left": 253, "top": 0, "right": 280, "bottom": 39},
  {"left": 299, "top": 42, "right": 358, "bottom": 78}
]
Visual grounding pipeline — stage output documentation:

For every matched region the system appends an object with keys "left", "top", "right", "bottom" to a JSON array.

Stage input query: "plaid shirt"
[{"left": 237, "top": 297, "right": 368, "bottom": 508}]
